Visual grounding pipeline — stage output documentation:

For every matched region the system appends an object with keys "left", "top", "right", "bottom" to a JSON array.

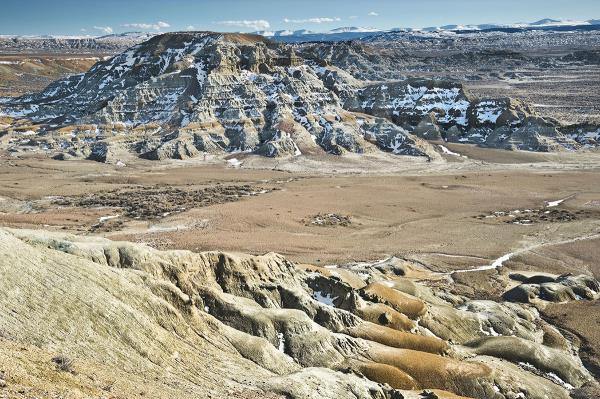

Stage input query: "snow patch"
[
  {"left": 98, "top": 215, "right": 119, "bottom": 223},
  {"left": 227, "top": 158, "right": 243, "bottom": 168},
  {"left": 277, "top": 332, "right": 285, "bottom": 352},
  {"left": 546, "top": 197, "right": 570, "bottom": 208},
  {"left": 313, "top": 290, "right": 337, "bottom": 307},
  {"left": 453, "top": 252, "right": 513, "bottom": 273},
  {"left": 438, "top": 145, "right": 464, "bottom": 157}
]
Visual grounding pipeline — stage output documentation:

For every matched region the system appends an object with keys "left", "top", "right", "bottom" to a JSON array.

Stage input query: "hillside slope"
[
  {"left": 1, "top": 32, "right": 598, "bottom": 164},
  {"left": 0, "top": 227, "right": 597, "bottom": 398}
]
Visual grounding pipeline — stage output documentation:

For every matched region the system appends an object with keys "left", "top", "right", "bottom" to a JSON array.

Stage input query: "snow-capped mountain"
[
  {"left": 255, "top": 29, "right": 316, "bottom": 38},
  {"left": 415, "top": 18, "right": 569, "bottom": 31},
  {"left": 258, "top": 18, "right": 600, "bottom": 43},
  {"left": 329, "top": 27, "right": 382, "bottom": 33},
  {"left": 254, "top": 27, "right": 384, "bottom": 43},
  {"left": 410, "top": 18, "right": 600, "bottom": 33},
  {"left": 2, "top": 18, "right": 598, "bottom": 49},
  {"left": 95, "top": 32, "right": 158, "bottom": 43}
]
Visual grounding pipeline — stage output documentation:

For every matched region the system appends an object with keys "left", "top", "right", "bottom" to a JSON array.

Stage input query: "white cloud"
[
  {"left": 284, "top": 17, "right": 341, "bottom": 24},
  {"left": 349, "top": 16, "right": 358, "bottom": 20},
  {"left": 122, "top": 21, "right": 170, "bottom": 31},
  {"left": 93, "top": 26, "right": 113, "bottom": 34},
  {"left": 216, "top": 19, "right": 271, "bottom": 30},
  {"left": 368, "top": 12, "right": 379, "bottom": 16},
  {"left": 80, "top": 28, "right": 87, "bottom": 32},
  {"left": 185, "top": 25, "right": 196, "bottom": 31}
]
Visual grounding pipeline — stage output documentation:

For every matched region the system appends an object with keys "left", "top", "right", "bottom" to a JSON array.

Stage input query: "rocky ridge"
[
  {"left": 0, "top": 31, "right": 598, "bottom": 163},
  {"left": 0, "top": 32, "right": 432, "bottom": 162}
]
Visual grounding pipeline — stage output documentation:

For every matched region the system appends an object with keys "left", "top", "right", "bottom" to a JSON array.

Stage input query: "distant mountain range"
[
  {"left": 256, "top": 18, "right": 600, "bottom": 43},
  {"left": 418, "top": 18, "right": 600, "bottom": 32},
  {"left": 0, "top": 32, "right": 156, "bottom": 41},
  {"left": 1, "top": 18, "right": 599, "bottom": 50}
]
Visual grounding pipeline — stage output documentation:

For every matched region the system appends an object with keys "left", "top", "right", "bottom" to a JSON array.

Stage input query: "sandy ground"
[{"left": 1, "top": 149, "right": 599, "bottom": 269}]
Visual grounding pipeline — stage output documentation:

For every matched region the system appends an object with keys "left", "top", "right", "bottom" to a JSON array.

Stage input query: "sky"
[{"left": 1, "top": 0, "right": 599, "bottom": 36}]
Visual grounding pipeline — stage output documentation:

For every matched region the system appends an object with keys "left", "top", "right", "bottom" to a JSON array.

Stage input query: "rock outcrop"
[
  {"left": 504, "top": 274, "right": 600, "bottom": 303},
  {"left": 0, "top": 32, "right": 435, "bottom": 162},
  {"left": 1, "top": 31, "right": 598, "bottom": 163},
  {"left": 343, "top": 80, "right": 598, "bottom": 151}
]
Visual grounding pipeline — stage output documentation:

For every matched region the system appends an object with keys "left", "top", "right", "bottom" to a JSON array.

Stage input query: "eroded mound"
[{"left": 0, "top": 228, "right": 597, "bottom": 398}]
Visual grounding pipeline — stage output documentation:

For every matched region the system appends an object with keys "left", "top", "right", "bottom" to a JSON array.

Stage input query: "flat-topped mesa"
[{"left": 1, "top": 32, "right": 598, "bottom": 162}]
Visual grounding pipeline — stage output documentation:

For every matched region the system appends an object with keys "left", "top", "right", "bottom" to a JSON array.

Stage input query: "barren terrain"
[
  {"left": 1, "top": 27, "right": 600, "bottom": 399},
  {"left": 1, "top": 149, "right": 600, "bottom": 398},
  {"left": 0, "top": 53, "right": 104, "bottom": 96},
  {"left": 1, "top": 151, "right": 599, "bottom": 266}
]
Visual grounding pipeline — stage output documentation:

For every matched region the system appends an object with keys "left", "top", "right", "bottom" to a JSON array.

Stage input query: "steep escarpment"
[
  {"left": 0, "top": 227, "right": 597, "bottom": 398},
  {"left": 1, "top": 32, "right": 598, "bottom": 163}
]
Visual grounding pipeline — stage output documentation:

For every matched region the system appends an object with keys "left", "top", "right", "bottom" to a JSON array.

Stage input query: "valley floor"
[
  {"left": 1, "top": 148, "right": 599, "bottom": 267},
  {"left": 1, "top": 149, "right": 600, "bottom": 398}
]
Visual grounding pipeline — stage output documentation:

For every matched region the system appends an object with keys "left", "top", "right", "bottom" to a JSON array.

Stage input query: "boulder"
[
  {"left": 413, "top": 114, "right": 443, "bottom": 140},
  {"left": 503, "top": 274, "right": 599, "bottom": 303}
]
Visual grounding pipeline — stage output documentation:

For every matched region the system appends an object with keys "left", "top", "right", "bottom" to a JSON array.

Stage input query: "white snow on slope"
[
  {"left": 475, "top": 101, "right": 503, "bottom": 124},
  {"left": 313, "top": 290, "right": 337, "bottom": 307},
  {"left": 438, "top": 145, "right": 461, "bottom": 156},
  {"left": 453, "top": 252, "right": 514, "bottom": 274}
]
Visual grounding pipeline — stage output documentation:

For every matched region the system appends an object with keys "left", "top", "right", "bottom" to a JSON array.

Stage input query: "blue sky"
[{"left": 1, "top": 0, "right": 599, "bottom": 36}]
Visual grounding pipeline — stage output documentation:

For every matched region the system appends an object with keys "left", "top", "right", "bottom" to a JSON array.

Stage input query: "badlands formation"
[
  {"left": 0, "top": 227, "right": 598, "bottom": 399},
  {"left": 1, "top": 32, "right": 599, "bottom": 164},
  {"left": 0, "top": 31, "right": 599, "bottom": 399}
]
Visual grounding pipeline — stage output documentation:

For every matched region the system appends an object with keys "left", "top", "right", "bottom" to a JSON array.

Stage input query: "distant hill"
[{"left": 0, "top": 32, "right": 157, "bottom": 53}]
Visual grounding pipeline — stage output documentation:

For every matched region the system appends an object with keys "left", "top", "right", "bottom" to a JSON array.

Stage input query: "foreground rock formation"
[
  {"left": 0, "top": 227, "right": 597, "bottom": 398},
  {"left": 1, "top": 32, "right": 598, "bottom": 163}
]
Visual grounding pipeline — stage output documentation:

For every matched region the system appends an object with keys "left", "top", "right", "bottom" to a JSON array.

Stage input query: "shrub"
[{"left": 51, "top": 355, "right": 74, "bottom": 373}]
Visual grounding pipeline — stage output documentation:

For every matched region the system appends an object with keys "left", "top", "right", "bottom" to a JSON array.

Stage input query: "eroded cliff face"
[
  {"left": 342, "top": 80, "right": 597, "bottom": 151},
  {"left": 0, "top": 32, "right": 434, "bottom": 161},
  {"left": 1, "top": 32, "right": 598, "bottom": 163},
  {"left": 0, "top": 227, "right": 597, "bottom": 399}
]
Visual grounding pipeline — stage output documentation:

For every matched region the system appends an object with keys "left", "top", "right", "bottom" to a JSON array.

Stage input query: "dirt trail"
[{"left": 452, "top": 230, "right": 600, "bottom": 274}]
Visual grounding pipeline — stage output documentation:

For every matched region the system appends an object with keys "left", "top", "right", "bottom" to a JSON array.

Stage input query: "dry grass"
[
  {"left": 347, "top": 323, "right": 448, "bottom": 354},
  {"left": 360, "top": 283, "right": 427, "bottom": 319}
]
